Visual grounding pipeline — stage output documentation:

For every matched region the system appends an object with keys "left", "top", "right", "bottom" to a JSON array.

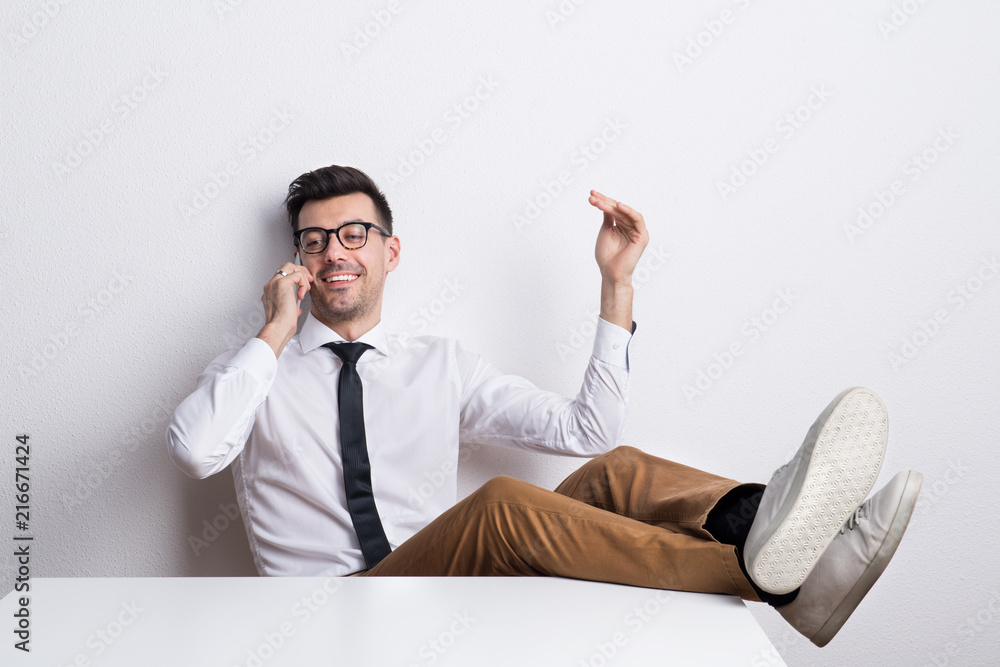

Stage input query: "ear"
[{"left": 385, "top": 235, "right": 401, "bottom": 273}]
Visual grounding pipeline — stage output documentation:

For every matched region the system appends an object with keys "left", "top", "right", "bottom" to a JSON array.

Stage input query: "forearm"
[
  {"left": 166, "top": 339, "right": 274, "bottom": 478},
  {"left": 459, "top": 370, "right": 628, "bottom": 457},
  {"left": 599, "top": 278, "right": 634, "bottom": 333},
  {"left": 458, "top": 319, "right": 631, "bottom": 456}
]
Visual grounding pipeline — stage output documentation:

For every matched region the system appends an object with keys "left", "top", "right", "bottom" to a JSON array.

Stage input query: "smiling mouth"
[{"left": 321, "top": 274, "right": 359, "bottom": 284}]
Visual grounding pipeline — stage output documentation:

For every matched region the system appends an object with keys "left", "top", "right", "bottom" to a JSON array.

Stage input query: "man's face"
[{"left": 296, "top": 192, "right": 400, "bottom": 329}]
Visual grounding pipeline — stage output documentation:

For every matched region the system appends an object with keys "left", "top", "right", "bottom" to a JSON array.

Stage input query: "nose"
[{"left": 323, "top": 235, "right": 352, "bottom": 264}]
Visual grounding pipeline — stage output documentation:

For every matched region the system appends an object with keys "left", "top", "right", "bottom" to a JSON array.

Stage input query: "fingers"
[
  {"left": 263, "top": 262, "right": 314, "bottom": 326},
  {"left": 588, "top": 190, "right": 648, "bottom": 238},
  {"left": 589, "top": 189, "right": 617, "bottom": 209},
  {"left": 273, "top": 261, "right": 313, "bottom": 283},
  {"left": 270, "top": 262, "right": 313, "bottom": 301}
]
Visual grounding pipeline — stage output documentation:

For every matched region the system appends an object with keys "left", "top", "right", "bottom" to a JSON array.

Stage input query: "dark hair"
[{"left": 284, "top": 165, "right": 394, "bottom": 235}]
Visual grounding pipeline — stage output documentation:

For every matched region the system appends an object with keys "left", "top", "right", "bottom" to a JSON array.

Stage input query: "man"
[{"left": 167, "top": 165, "right": 922, "bottom": 648}]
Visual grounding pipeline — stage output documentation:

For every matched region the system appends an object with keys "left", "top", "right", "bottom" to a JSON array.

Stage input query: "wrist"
[
  {"left": 599, "top": 279, "right": 634, "bottom": 333},
  {"left": 256, "top": 319, "right": 297, "bottom": 359}
]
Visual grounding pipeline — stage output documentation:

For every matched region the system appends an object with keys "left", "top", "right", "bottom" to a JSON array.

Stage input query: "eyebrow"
[{"left": 302, "top": 218, "right": 368, "bottom": 228}]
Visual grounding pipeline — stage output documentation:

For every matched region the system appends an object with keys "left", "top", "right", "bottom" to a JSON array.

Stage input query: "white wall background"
[{"left": 2, "top": 1, "right": 998, "bottom": 665}]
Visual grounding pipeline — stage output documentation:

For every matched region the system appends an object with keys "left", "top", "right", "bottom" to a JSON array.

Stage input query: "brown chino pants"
[{"left": 362, "top": 446, "right": 763, "bottom": 601}]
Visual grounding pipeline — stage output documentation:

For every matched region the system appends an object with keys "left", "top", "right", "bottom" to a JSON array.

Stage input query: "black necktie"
[{"left": 323, "top": 342, "right": 392, "bottom": 569}]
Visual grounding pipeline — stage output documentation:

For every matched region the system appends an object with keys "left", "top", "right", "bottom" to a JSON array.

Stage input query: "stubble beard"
[{"left": 310, "top": 271, "right": 384, "bottom": 328}]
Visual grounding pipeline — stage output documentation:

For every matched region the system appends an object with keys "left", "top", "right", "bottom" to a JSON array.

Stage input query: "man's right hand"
[{"left": 256, "top": 261, "right": 314, "bottom": 358}]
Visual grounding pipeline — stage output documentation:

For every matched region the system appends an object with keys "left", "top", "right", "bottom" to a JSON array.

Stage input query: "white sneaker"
[
  {"left": 777, "top": 470, "right": 923, "bottom": 646},
  {"left": 744, "top": 387, "right": 889, "bottom": 594}
]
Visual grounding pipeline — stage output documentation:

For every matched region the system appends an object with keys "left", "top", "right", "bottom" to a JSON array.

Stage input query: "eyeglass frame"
[{"left": 293, "top": 221, "right": 392, "bottom": 253}]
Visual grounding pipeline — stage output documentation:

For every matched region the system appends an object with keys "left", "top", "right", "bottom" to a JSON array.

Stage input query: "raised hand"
[
  {"left": 589, "top": 190, "right": 649, "bottom": 285},
  {"left": 257, "top": 260, "right": 313, "bottom": 358}
]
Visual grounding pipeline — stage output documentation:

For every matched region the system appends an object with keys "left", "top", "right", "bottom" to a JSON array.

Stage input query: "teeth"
[{"left": 324, "top": 275, "right": 358, "bottom": 283}]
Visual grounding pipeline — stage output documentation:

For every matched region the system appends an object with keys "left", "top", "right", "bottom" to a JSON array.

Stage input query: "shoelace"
[{"left": 841, "top": 499, "right": 872, "bottom": 534}]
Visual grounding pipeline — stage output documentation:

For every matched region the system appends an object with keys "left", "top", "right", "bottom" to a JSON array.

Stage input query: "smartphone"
[{"left": 294, "top": 251, "right": 302, "bottom": 307}]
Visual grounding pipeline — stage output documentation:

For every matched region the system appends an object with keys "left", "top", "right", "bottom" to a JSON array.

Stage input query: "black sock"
[
  {"left": 704, "top": 485, "right": 799, "bottom": 607},
  {"left": 704, "top": 485, "right": 763, "bottom": 551}
]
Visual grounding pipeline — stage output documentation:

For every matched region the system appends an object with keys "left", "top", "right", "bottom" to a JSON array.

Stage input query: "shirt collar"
[{"left": 297, "top": 311, "right": 391, "bottom": 358}]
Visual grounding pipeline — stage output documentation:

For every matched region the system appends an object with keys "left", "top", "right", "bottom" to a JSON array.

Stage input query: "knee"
[
  {"left": 471, "top": 475, "right": 525, "bottom": 505},
  {"left": 601, "top": 445, "right": 645, "bottom": 469}
]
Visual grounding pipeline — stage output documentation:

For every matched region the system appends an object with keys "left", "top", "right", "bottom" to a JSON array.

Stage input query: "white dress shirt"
[{"left": 167, "top": 312, "right": 633, "bottom": 576}]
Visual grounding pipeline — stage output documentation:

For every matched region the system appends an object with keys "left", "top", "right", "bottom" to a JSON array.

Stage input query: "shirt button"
[{"left": 613, "top": 343, "right": 621, "bottom": 350}]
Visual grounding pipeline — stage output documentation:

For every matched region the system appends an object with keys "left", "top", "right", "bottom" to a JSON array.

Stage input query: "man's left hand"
[
  {"left": 590, "top": 190, "right": 649, "bottom": 285},
  {"left": 588, "top": 190, "right": 648, "bottom": 332}
]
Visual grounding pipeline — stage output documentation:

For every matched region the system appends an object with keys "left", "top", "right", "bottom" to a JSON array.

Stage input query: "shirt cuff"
[
  {"left": 592, "top": 317, "right": 635, "bottom": 370},
  {"left": 229, "top": 337, "right": 279, "bottom": 390}
]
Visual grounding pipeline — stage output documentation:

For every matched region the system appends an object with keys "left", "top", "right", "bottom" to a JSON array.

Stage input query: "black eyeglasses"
[{"left": 293, "top": 222, "right": 391, "bottom": 253}]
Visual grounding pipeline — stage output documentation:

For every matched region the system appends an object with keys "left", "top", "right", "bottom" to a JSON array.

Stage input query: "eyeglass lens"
[{"left": 299, "top": 224, "right": 369, "bottom": 252}]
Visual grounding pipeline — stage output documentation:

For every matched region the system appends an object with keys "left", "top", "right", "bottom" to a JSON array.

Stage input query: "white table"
[{"left": 1, "top": 577, "right": 786, "bottom": 666}]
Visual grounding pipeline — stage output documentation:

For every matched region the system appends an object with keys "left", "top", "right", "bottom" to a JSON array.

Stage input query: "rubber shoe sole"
[{"left": 745, "top": 387, "right": 889, "bottom": 594}]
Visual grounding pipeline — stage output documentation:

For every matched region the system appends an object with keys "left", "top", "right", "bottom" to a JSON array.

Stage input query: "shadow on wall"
[{"left": 176, "top": 470, "right": 258, "bottom": 576}]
